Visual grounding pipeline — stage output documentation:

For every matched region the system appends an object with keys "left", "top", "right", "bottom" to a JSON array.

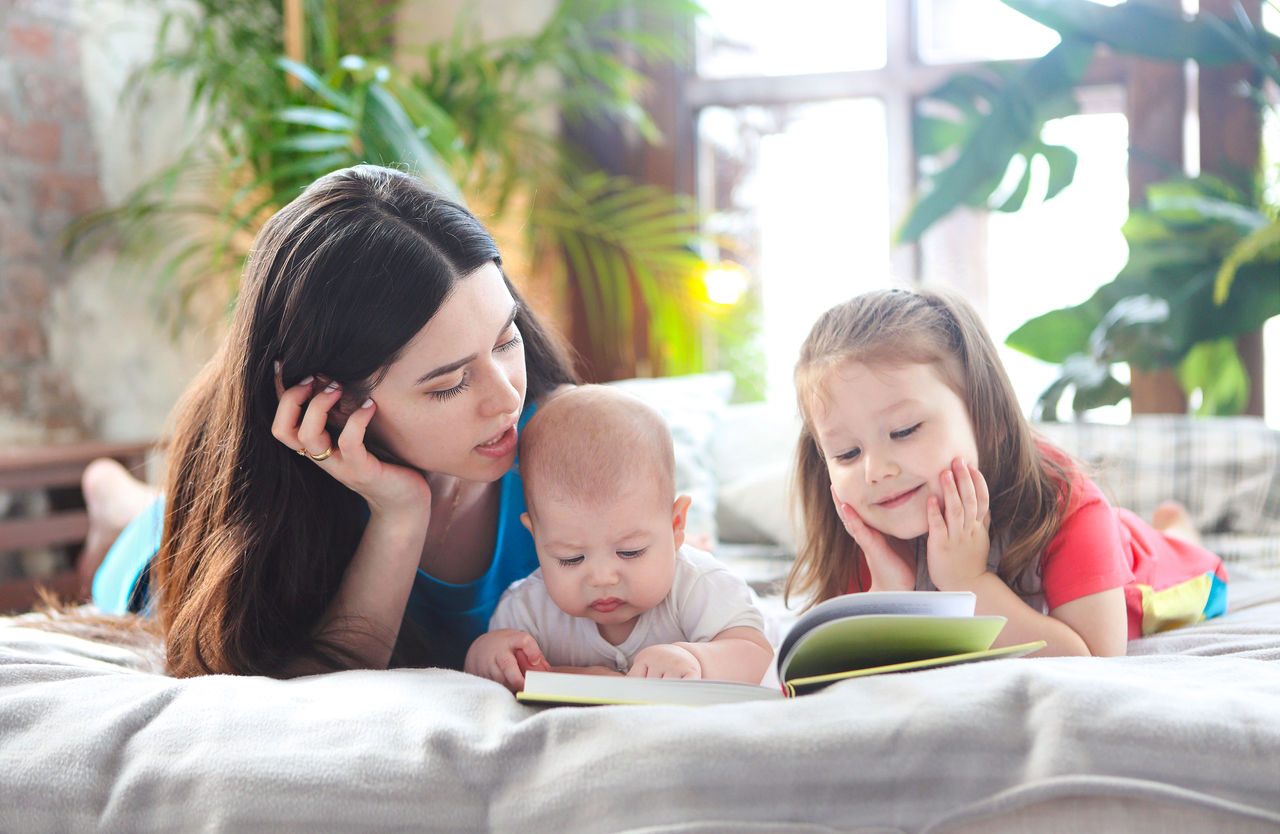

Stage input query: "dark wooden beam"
[
  {"left": 1199, "top": 0, "right": 1265, "bottom": 417},
  {"left": 1125, "top": 0, "right": 1189, "bottom": 414}
]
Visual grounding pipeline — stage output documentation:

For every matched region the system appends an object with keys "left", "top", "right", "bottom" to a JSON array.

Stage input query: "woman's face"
[{"left": 365, "top": 262, "right": 527, "bottom": 482}]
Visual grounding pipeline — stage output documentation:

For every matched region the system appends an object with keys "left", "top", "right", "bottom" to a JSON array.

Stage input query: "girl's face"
[
  {"left": 365, "top": 262, "right": 527, "bottom": 483},
  {"left": 810, "top": 359, "right": 979, "bottom": 541}
]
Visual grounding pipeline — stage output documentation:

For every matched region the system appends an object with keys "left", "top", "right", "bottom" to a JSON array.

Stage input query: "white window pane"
[
  {"left": 699, "top": 100, "right": 892, "bottom": 402},
  {"left": 697, "top": 0, "right": 886, "bottom": 78},
  {"left": 916, "top": 0, "right": 1059, "bottom": 64},
  {"left": 984, "top": 112, "right": 1131, "bottom": 421}
]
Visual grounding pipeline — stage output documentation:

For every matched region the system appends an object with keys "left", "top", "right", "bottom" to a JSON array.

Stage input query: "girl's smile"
[{"left": 875, "top": 484, "right": 924, "bottom": 509}]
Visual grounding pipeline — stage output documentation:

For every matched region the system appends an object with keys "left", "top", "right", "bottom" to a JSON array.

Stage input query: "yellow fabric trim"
[{"left": 1138, "top": 573, "right": 1212, "bottom": 636}]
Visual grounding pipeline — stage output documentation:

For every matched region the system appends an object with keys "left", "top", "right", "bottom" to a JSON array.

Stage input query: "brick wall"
[{"left": 1, "top": 0, "right": 101, "bottom": 442}]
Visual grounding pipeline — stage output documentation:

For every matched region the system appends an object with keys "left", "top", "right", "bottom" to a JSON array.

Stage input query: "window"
[
  {"left": 698, "top": 99, "right": 890, "bottom": 400},
  {"left": 690, "top": 1, "right": 1129, "bottom": 411}
]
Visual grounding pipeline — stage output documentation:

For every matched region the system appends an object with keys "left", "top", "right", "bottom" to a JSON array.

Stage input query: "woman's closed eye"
[
  {"left": 427, "top": 373, "right": 470, "bottom": 401},
  {"left": 425, "top": 326, "right": 520, "bottom": 401},
  {"left": 495, "top": 328, "right": 522, "bottom": 354}
]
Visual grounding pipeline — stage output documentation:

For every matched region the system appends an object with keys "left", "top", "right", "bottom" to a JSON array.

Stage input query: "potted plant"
[{"left": 898, "top": 0, "right": 1280, "bottom": 419}]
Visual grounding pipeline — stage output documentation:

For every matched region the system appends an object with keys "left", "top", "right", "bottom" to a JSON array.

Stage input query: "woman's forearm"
[{"left": 308, "top": 508, "right": 429, "bottom": 670}]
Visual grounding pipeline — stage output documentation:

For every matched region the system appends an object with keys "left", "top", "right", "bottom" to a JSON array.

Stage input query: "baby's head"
[{"left": 518, "top": 385, "right": 690, "bottom": 639}]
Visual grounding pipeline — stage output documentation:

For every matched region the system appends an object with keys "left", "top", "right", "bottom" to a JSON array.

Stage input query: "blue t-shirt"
[{"left": 92, "top": 406, "right": 539, "bottom": 667}]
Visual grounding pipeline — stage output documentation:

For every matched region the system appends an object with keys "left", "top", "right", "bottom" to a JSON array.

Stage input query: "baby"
[{"left": 464, "top": 385, "right": 773, "bottom": 692}]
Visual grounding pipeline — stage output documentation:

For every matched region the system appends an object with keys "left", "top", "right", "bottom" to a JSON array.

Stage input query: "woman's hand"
[
  {"left": 832, "top": 486, "right": 916, "bottom": 591},
  {"left": 271, "top": 366, "right": 429, "bottom": 516},
  {"left": 925, "top": 458, "right": 992, "bottom": 590}
]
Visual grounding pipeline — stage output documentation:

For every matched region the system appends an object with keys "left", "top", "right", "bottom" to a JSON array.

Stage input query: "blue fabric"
[
  {"left": 92, "top": 495, "right": 163, "bottom": 615},
  {"left": 402, "top": 465, "right": 536, "bottom": 667},
  {"left": 91, "top": 404, "right": 541, "bottom": 665},
  {"left": 1204, "top": 571, "right": 1229, "bottom": 620}
]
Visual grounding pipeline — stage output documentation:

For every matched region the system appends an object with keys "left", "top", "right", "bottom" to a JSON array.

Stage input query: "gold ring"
[
  {"left": 296, "top": 448, "right": 307, "bottom": 456},
  {"left": 308, "top": 447, "right": 333, "bottom": 462}
]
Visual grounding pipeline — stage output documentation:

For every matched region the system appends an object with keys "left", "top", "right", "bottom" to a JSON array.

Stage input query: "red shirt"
[
  {"left": 1041, "top": 474, "right": 1225, "bottom": 638},
  {"left": 845, "top": 468, "right": 1227, "bottom": 639}
]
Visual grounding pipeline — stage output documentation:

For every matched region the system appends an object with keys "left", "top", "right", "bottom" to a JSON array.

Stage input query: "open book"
[{"left": 517, "top": 591, "right": 1045, "bottom": 706}]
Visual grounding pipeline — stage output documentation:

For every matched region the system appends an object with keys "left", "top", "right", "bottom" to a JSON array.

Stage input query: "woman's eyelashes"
[
  {"left": 495, "top": 330, "right": 522, "bottom": 353},
  {"left": 425, "top": 331, "right": 520, "bottom": 401},
  {"left": 427, "top": 373, "right": 470, "bottom": 401}
]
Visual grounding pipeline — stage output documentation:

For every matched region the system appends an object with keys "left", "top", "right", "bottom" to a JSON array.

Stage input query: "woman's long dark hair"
[{"left": 156, "top": 165, "right": 576, "bottom": 677}]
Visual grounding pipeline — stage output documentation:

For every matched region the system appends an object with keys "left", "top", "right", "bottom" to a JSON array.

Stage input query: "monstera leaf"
[
  {"left": 1008, "top": 177, "right": 1280, "bottom": 419},
  {"left": 901, "top": 0, "right": 1280, "bottom": 417}
]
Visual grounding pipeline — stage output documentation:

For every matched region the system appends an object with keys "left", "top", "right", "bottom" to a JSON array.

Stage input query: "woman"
[{"left": 88, "top": 164, "right": 578, "bottom": 677}]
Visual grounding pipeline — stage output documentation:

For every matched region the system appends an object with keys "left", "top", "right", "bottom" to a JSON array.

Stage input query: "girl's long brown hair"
[
  {"left": 785, "top": 287, "right": 1073, "bottom": 609},
  {"left": 156, "top": 165, "right": 576, "bottom": 677}
]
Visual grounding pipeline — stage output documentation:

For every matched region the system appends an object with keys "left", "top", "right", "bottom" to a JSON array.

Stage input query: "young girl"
[{"left": 786, "top": 287, "right": 1228, "bottom": 657}]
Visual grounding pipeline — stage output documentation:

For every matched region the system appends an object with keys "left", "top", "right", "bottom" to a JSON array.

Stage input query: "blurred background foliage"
[
  {"left": 66, "top": 0, "right": 752, "bottom": 384},
  {"left": 900, "top": 0, "right": 1280, "bottom": 418}
]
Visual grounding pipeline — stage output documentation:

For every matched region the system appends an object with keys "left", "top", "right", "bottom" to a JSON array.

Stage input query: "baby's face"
[{"left": 523, "top": 481, "right": 685, "bottom": 646}]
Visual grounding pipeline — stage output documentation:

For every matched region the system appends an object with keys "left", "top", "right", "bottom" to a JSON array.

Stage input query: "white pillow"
[
  {"left": 717, "top": 460, "right": 797, "bottom": 549},
  {"left": 606, "top": 372, "right": 735, "bottom": 545},
  {"left": 711, "top": 401, "right": 802, "bottom": 488},
  {"left": 711, "top": 401, "right": 802, "bottom": 546}
]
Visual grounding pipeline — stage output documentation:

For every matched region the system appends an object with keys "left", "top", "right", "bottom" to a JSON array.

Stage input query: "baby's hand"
[
  {"left": 925, "top": 458, "right": 991, "bottom": 590},
  {"left": 464, "top": 629, "right": 550, "bottom": 692},
  {"left": 832, "top": 486, "right": 916, "bottom": 591},
  {"left": 627, "top": 643, "right": 702, "bottom": 679}
]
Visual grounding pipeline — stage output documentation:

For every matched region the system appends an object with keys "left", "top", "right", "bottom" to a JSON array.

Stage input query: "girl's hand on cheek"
[
  {"left": 272, "top": 365, "right": 430, "bottom": 518},
  {"left": 925, "top": 459, "right": 991, "bottom": 590},
  {"left": 832, "top": 487, "right": 915, "bottom": 592}
]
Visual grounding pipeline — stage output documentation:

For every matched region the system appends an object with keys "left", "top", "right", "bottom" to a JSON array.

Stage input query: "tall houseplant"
[
  {"left": 899, "top": 0, "right": 1280, "bottom": 419},
  {"left": 66, "top": 0, "right": 721, "bottom": 379}
]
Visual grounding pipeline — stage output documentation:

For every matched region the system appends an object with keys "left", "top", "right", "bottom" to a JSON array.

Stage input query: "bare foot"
[
  {"left": 1151, "top": 500, "right": 1200, "bottom": 546},
  {"left": 77, "top": 458, "right": 159, "bottom": 600}
]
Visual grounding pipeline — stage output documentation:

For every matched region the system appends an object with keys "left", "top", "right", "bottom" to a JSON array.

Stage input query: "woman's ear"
[
  {"left": 326, "top": 394, "right": 364, "bottom": 430},
  {"left": 671, "top": 494, "right": 692, "bottom": 550}
]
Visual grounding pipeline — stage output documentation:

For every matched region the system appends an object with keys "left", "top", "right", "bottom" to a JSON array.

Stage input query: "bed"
[{"left": 3, "top": 375, "right": 1279, "bottom": 833}]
